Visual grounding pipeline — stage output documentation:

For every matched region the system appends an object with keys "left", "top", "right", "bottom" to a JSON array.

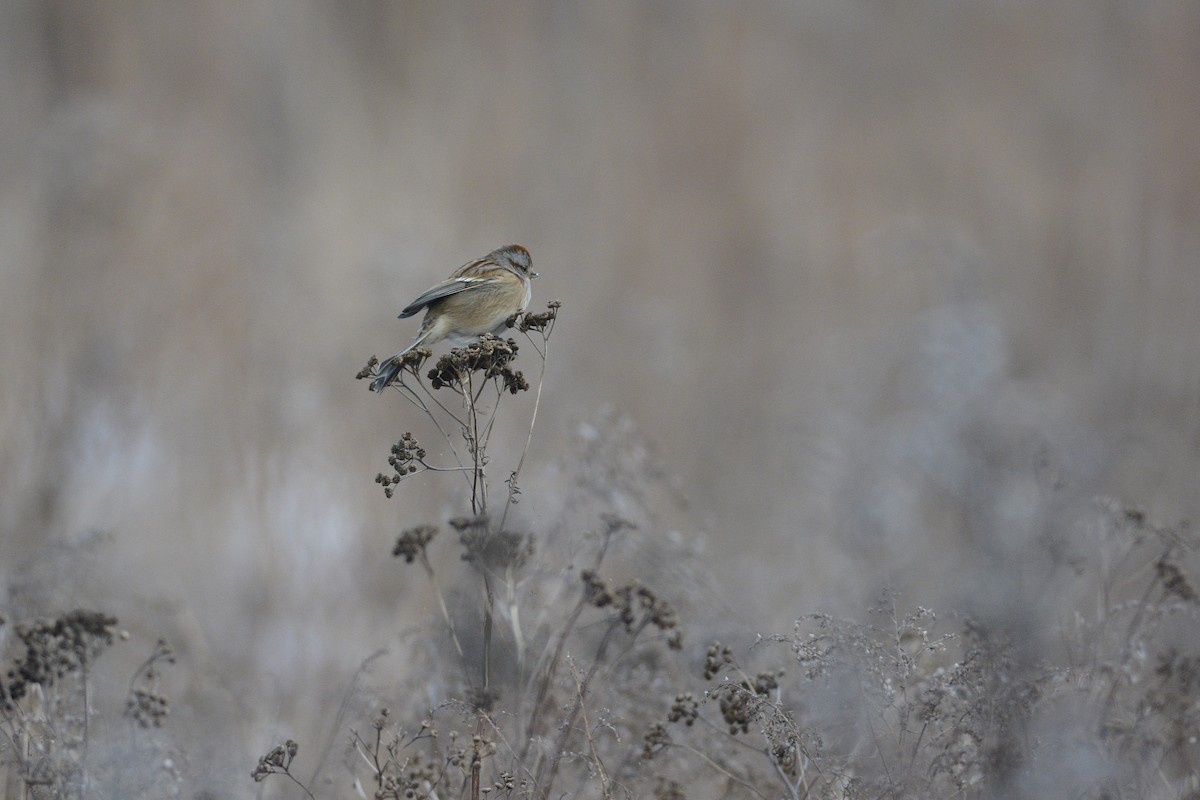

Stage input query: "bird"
[{"left": 370, "top": 244, "right": 538, "bottom": 393}]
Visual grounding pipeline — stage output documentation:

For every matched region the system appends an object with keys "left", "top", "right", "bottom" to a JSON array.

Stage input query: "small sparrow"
[{"left": 371, "top": 244, "right": 538, "bottom": 393}]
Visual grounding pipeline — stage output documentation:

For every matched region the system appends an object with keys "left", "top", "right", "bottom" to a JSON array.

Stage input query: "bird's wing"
[{"left": 397, "top": 276, "right": 494, "bottom": 318}]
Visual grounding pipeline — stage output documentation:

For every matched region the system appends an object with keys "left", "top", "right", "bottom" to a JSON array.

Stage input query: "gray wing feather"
[{"left": 398, "top": 277, "right": 489, "bottom": 318}]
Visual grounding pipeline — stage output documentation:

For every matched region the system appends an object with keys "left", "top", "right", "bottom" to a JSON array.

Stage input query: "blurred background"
[{"left": 2, "top": 0, "right": 1198, "bottom": 792}]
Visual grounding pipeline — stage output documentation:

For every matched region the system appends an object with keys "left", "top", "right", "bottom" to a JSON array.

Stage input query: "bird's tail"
[
  {"left": 370, "top": 333, "right": 429, "bottom": 393},
  {"left": 369, "top": 356, "right": 404, "bottom": 393}
]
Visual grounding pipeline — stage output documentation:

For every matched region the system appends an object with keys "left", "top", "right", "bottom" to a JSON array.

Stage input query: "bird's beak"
[{"left": 530, "top": 271, "right": 540, "bottom": 280}]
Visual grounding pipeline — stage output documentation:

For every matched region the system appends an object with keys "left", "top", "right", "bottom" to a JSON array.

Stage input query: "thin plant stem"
[
  {"left": 396, "top": 379, "right": 470, "bottom": 489},
  {"left": 463, "top": 372, "right": 488, "bottom": 516},
  {"left": 507, "top": 563, "right": 528, "bottom": 746},
  {"left": 419, "top": 551, "right": 473, "bottom": 688},
  {"left": 481, "top": 569, "right": 495, "bottom": 690},
  {"left": 537, "top": 619, "right": 621, "bottom": 799},
  {"left": 520, "top": 593, "right": 587, "bottom": 764},
  {"left": 570, "top": 660, "right": 614, "bottom": 800},
  {"left": 282, "top": 769, "right": 317, "bottom": 800},
  {"left": 1097, "top": 551, "right": 1166, "bottom": 729},
  {"left": 668, "top": 742, "right": 773, "bottom": 800},
  {"left": 498, "top": 329, "right": 551, "bottom": 534},
  {"left": 80, "top": 654, "right": 90, "bottom": 800},
  {"left": 521, "top": 522, "right": 618, "bottom": 762},
  {"left": 310, "top": 649, "right": 387, "bottom": 789}
]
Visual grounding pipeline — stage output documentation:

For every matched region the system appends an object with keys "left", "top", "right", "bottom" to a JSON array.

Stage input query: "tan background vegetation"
[{"left": 1, "top": 0, "right": 1197, "bottom": 791}]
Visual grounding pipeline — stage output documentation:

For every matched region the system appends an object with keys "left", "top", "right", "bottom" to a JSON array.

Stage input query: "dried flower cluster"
[
  {"left": 450, "top": 515, "right": 534, "bottom": 571},
  {"left": 356, "top": 348, "right": 431, "bottom": 386},
  {"left": 393, "top": 524, "right": 437, "bottom": 564},
  {"left": 666, "top": 693, "right": 699, "bottom": 726},
  {"left": 702, "top": 640, "right": 734, "bottom": 680},
  {"left": 427, "top": 335, "right": 527, "bottom": 394},
  {"left": 581, "top": 569, "right": 683, "bottom": 649},
  {"left": 125, "top": 638, "right": 175, "bottom": 728},
  {"left": 2, "top": 609, "right": 121, "bottom": 706},
  {"left": 512, "top": 299, "right": 561, "bottom": 333},
  {"left": 376, "top": 432, "right": 428, "bottom": 498},
  {"left": 251, "top": 739, "right": 299, "bottom": 783},
  {"left": 641, "top": 721, "right": 671, "bottom": 760},
  {"left": 1156, "top": 555, "right": 1197, "bottom": 601}
]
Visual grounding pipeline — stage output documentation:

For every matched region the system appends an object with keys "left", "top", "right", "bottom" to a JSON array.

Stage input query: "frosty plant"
[
  {"left": 358, "top": 301, "right": 560, "bottom": 521},
  {"left": 303, "top": 300, "right": 683, "bottom": 800},
  {"left": 355, "top": 301, "right": 562, "bottom": 695}
]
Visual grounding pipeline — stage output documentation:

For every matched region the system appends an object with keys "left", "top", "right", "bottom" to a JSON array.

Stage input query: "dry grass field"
[{"left": 1, "top": 2, "right": 1198, "bottom": 797}]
